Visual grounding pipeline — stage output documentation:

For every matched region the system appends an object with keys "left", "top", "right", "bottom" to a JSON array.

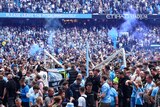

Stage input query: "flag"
[{"left": 86, "top": 41, "right": 89, "bottom": 77}]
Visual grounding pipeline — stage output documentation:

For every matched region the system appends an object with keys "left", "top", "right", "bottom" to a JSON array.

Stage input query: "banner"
[
  {"left": 86, "top": 41, "right": 89, "bottom": 77},
  {"left": 106, "top": 14, "right": 148, "bottom": 19},
  {"left": 0, "top": 13, "right": 159, "bottom": 19},
  {"left": 93, "top": 14, "right": 160, "bottom": 19},
  {"left": 0, "top": 13, "right": 92, "bottom": 18}
]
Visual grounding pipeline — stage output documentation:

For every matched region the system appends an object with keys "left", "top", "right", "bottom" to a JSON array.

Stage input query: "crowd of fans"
[
  {"left": 0, "top": 0, "right": 160, "bottom": 14},
  {"left": 0, "top": 24, "right": 159, "bottom": 107},
  {"left": 0, "top": 26, "right": 159, "bottom": 60}
]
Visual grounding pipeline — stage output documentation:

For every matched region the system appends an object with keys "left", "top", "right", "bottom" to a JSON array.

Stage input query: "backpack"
[
  {"left": 81, "top": 95, "right": 87, "bottom": 106},
  {"left": 85, "top": 93, "right": 96, "bottom": 107}
]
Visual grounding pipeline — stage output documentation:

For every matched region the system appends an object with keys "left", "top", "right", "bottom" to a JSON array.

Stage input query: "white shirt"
[
  {"left": 38, "top": 71, "right": 48, "bottom": 87},
  {"left": 131, "top": 74, "right": 141, "bottom": 81},
  {"left": 78, "top": 94, "right": 87, "bottom": 107},
  {"left": 74, "top": 79, "right": 85, "bottom": 87},
  {"left": 27, "top": 87, "right": 42, "bottom": 98},
  {"left": 27, "top": 87, "right": 34, "bottom": 98}
]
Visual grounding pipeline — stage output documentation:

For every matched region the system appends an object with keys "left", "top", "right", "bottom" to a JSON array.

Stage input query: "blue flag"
[{"left": 86, "top": 41, "right": 89, "bottom": 77}]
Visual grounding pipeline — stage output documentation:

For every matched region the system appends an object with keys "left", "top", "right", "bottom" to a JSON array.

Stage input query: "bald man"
[
  {"left": 74, "top": 73, "right": 85, "bottom": 87},
  {"left": 85, "top": 71, "right": 94, "bottom": 86}
]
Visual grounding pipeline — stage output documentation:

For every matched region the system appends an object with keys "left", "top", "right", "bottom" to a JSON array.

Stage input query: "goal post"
[
  {"left": 93, "top": 48, "right": 127, "bottom": 70},
  {"left": 44, "top": 49, "right": 64, "bottom": 68}
]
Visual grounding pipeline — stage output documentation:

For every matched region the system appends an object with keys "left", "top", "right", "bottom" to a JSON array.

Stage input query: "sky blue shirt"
[
  {"left": 74, "top": 79, "right": 85, "bottom": 87},
  {"left": 100, "top": 82, "right": 111, "bottom": 103},
  {"left": 109, "top": 71, "right": 115, "bottom": 81},
  {"left": 144, "top": 82, "right": 155, "bottom": 92},
  {"left": 151, "top": 87, "right": 159, "bottom": 97},
  {"left": 131, "top": 83, "right": 137, "bottom": 98},
  {"left": 135, "top": 87, "right": 144, "bottom": 105},
  {"left": 3, "top": 77, "right": 8, "bottom": 82},
  {"left": 29, "top": 92, "right": 40, "bottom": 105},
  {"left": 110, "top": 87, "right": 118, "bottom": 106}
]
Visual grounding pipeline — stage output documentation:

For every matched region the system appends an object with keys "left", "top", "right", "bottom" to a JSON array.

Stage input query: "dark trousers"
[
  {"left": 143, "top": 102, "right": 153, "bottom": 107},
  {"left": 73, "top": 100, "right": 78, "bottom": 107},
  {"left": 8, "top": 97, "right": 15, "bottom": 107},
  {"left": 22, "top": 102, "right": 29, "bottom": 107},
  {"left": 123, "top": 98, "right": 130, "bottom": 107},
  {"left": 136, "top": 105, "right": 143, "bottom": 107},
  {"left": 99, "top": 102, "right": 110, "bottom": 107},
  {"left": 119, "top": 97, "right": 130, "bottom": 107},
  {"left": 119, "top": 97, "right": 123, "bottom": 107},
  {"left": 0, "top": 97, "right": 7, "bottom": 107}
]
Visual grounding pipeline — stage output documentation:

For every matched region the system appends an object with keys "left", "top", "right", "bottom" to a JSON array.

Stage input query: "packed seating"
[{"left": 0, "top": 0, "right": 160, "bottom": 14}]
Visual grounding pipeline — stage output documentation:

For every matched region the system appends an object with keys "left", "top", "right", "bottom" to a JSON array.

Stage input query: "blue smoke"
[
  {"left": 48, "top": 31, "right": 55, "bottom": 48},
  {"left": 29, "top": 44, "right": 42, "bottom": 56},
  {"left": 48, "top": 33, "right": 53, "bottom": 46},
  {"left": 119, "top": 6, "right": 148, "bottom": 41},
  {"left": 120, "top": 12, "right": 137, "bottom": 33},
  {"left": 108, "top": 27, "right": 118, "bottom": 48},
  {"left": 46, "top": 31, "right": 55, "bottom": 54},
  {"left": 119, "top": 6, "right": 138, "bottom": 33},
  {"left": 45, "top": 19, "right": 62, "bottom": 54}
]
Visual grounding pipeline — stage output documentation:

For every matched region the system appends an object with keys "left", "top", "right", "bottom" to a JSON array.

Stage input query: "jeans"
[{"left": 131, "top": 97, "right": 136, "bottom": 107}]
